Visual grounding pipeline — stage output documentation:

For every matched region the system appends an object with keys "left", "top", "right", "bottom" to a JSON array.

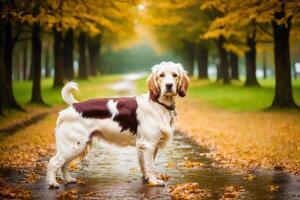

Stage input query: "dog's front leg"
[{"left": 137, "top": 143, "right": 165, "bottom": 186}]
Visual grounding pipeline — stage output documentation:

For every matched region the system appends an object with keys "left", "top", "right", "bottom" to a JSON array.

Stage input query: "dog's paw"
[
  {"left": 48, "top": 181, "right": 60, "bottom": 188},
  {"left": 148, "top": 178, "right": 165, "bottom": 186},
  {"left": 65, "top": 177, "right": 76, "bottom": 183}
]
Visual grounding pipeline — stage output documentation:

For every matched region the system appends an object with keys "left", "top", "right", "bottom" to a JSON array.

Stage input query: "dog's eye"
[
  {"left": 172, "top": 73, "right": 178, "bottom": 78},
  {"left": 159, "top": 73, "right": 165, "bottom": 78}
]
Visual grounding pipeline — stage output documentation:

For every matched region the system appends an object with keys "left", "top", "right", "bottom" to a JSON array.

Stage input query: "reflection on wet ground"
[{"left": 2, "top": 132, "right": 300, "bottom": 199}]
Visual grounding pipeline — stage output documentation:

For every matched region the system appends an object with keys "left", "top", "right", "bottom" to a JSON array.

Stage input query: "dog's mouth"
[{"left": 163, "top": 89, "right": 176, "bottom": 96}]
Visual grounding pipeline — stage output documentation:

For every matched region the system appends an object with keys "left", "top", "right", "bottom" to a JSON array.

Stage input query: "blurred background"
[{"left": 0, "top": 0, "right": 299, "bottom": 111}]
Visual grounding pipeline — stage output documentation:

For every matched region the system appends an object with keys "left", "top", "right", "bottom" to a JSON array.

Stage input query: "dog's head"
[{"left": 147, "top": 62, "right": 189, "bottom": 101}]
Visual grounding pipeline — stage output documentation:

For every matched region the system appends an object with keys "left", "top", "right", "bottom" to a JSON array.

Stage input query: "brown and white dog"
[{"left": 47, "top": 61, "right": 189, "bottom": 188}]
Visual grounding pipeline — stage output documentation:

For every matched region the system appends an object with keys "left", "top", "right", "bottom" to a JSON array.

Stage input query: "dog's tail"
[{"left": 61, "top": 81, "right": 79, "bottom": 105}]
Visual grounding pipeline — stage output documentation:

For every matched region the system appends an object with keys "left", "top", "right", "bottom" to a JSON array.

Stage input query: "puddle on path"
[{"left": 1, "top": 132, "right": 300, "bottom": 199}]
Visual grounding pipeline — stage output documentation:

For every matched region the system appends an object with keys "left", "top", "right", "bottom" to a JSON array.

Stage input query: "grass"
[
  {"left": 188, "top": 78, "right": 300, "bottom": 111},
  {"left": 13, "top": 75, "right": 122, "bottom": 106}
]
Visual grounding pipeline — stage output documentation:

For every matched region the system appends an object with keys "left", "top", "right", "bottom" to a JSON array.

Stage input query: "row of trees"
[
  {"left": 0, "top": 0, "right": 137, "bottom": 114},
  {"left": 144, "top": 0, "right": 300, "bottom": 108}
]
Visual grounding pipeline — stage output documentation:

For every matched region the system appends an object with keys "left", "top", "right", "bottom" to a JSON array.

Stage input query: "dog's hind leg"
[
  {"left": 62, "top": 162, "right": 76, "bottom": 183},
  {"left": 47, "top": 123, "right": 90, "bottom": 188},
  {"left": 47, "top": 153, "right": 66, "bottom": 188}
]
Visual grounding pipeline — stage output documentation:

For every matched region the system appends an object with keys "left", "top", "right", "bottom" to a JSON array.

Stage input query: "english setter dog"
[{"left": 47, "top": 61, "right": 189, "bottom": 188}]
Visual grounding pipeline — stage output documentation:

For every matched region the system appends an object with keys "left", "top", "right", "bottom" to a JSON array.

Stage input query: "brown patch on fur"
[
  {"left": 147, "top": 73, "right": 160, "bottom": 101},
  {"left": 73, "top": 97, "right": 139, "bottom": 135},
  {"left": 73, "top": 98, "right": 111, "bottom": 119},
  {"left": 178, "top": 72, "right": 190, "bottom": 97},
  {"left": 113, "top": 97, "right": 138, "bottom": 134}
]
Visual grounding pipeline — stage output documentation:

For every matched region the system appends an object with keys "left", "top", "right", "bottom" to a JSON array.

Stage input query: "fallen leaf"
[
  {"left": 169, "top": 182, "right": 211, "bottom": 199},
  {"left": 243, "top": 174, "right": 256, "bottom": 181},
  {"left": 57, "top": 188, "right": 78, "bottom": 199},
  {"left": 157, "top": 173, "right": 171, "bottom": 181},
  {"left": 268, "top": 185, "right": 279, "bottom": 192},
  {"left": 220, "top": 185, "right": 245, "bottom": 200},
  {"left": 181, "top": 161, "right": 203, "bottom": 168}
]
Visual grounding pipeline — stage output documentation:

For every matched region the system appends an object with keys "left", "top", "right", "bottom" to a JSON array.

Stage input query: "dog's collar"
[{"left": 155, "top": 100, "right": 176, "bottom": 111}]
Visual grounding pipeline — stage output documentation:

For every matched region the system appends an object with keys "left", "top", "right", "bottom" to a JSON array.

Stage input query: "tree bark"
[
  {"left": 3, "top": 19, "right": 22, "bottom": 109},
  {"left": 245, "top": 34, "right": 259, "bottom": 86},
  {"left": 53, "top": 27, "right": 64, "bottom": 88},
  {"left": 78, "top": 32, "right": 88, "bottom": 79},
  {"left": 63, "top": 28, "right": 74, "bottom": 80},
  {"left": 196, "top": 44, "right": 208, "bottom": 79},
  {"left": 44, "top": 42, "right": 50, "bottom": 78},
  {"left": 30, "top": 21, "right": 44, "bottom": 103},
  {"left": 87, "top": 34, "right": 102, "bottom": 76},
  {"left": 216, "top": 36, "right": 230, "bottom": 83},
  {"left": 270, "top": 3, "right": 297, "bottom": 108},
  {"left": 229, "top": 52, "right": 239, "bottom": 80}
]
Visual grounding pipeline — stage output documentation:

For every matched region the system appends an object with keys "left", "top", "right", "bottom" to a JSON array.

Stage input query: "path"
[{"left": 1, "top": 74, "right": 300, "bottom": 199}]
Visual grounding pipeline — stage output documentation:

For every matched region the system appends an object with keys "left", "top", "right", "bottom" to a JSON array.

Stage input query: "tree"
[
  {"left": 144, "top": 0, "right": 213, "bottom": 77},
  {"left": 202, "top": 0, "right": 299, "bottom": 107},
  {"left": 87, "top": 34, "right": 102, "bottom": 76},
  {"left": 229, "top": 52, "right": 239, "bottom": 80},
  {"left": 245, "top": 26, "right": 259, "bottom": 86},
  {"left": 30, "top": 0, "right": 44, "bottom": 104},
  {"left": 2, "top": 0, "right": 22, "bottom": 109},
  {"left": 196, "top": 43, "right": 209, "bottom": 79},
  {"left": 52, "top": 28, "right": 64, "bottom": 87},
  {"left": 271, "top": 1, "right": 296, "bottom": 108},
  {"left": 63, "top": 28, "right": 74, "bottom": 80},
  {"left": 78, "top": 32, "right": 88, "bottom": 79}
]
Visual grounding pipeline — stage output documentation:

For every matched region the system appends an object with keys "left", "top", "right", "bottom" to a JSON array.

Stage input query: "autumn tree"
[
  {"left": 143, "top": 0, "right": 212, "bottom": 77},
  {"left": 0, "top": 0, "right": 24, "bottom": 109}
]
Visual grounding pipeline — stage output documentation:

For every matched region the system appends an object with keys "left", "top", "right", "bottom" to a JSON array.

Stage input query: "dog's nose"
[{"left": 166, "top": 83, "right": 173, "bottom": 90}]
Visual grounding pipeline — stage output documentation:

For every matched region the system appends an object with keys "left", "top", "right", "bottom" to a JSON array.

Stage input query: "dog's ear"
[
  {"left": 177, "top": 70, "right": 190, "bottom": 97},
  {"left": 147, "top": 72, "right": 160, "bottom": 101}
]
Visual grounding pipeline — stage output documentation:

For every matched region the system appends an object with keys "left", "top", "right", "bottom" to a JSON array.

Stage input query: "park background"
[{"left": 1, "top": 0, "right": 300, "bottom": 199}]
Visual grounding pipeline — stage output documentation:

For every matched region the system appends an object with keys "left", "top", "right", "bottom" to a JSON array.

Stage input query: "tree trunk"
[
  {"left": 216, "top": 36, "right": 230, "bottom": 83},
  {"left": 63, "top": 28, "right": 74, "bottom": 80},
  {"left": 0, "top": 13, "right": 4, "bottom": 114},
  {"left": 229, "top": 52, "right": 239, "bottom": 80},
  {"left": 53, "top": 27, "right": 64, "bottom": 88},
  {"left": 30, "top": 21, "right": 44, "bottom": 104},
  {"left": 44, "top": 42, "right": 50, "bottom": 78},
  {"left": 262, "top": 50, "right": 267, "bottom": 79},
  {"left": 196, "top": 44, "right": 208, "bottom": 79},
  {"left": 245, "top": 35, "right": 259, "bottom": 86},
  {"left": 182, "top": 41, "right": 195, "bottom": 75},
  {"left": 3, "top": 20, "right": 22, "bottom": 109},
  {"left": 87, "top": 34, "right": 102, "bottom": 76},
  {"left": 78, "top": 32, "right": 88, "bottom": 79},
  {"left": 22, "top": 40, "right": 28, "bottom": 80},
  {"left": 270, "top": 5, "right": 297, "bottom": 108}
]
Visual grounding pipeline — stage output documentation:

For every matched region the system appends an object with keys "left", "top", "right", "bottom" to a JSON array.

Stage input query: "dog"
[{"left": 46, "top": 61, "right": 189, "bottom": 188}]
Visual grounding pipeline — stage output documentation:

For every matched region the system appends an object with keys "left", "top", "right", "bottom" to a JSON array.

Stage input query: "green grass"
[
  {"left": 188, "top": 78, "right": 300, "bottom": 111},
  {"left": 134, "top": 77, "right": 300, "bottom": 111},
  {"left": 13, "top": 75, "right": 122, "bottom": 106}
]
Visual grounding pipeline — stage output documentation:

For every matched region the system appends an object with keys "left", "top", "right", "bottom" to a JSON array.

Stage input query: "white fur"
[
  {"left": 61, "top": 81, "right": 79, "bottom": 105},
  {"left": 107, "top": 100, "right": 119, "bottom": 118},
  {"left": 47, "top": 62, "right": 187, "bottom": 188}
]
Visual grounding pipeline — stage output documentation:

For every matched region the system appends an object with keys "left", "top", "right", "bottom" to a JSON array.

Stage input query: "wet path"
[
  {"left": 11, "top": 133, "right": 300, "bottom": 199},
  {"left": 2, "top": 74, "right": 300, "bottom": 199}
]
